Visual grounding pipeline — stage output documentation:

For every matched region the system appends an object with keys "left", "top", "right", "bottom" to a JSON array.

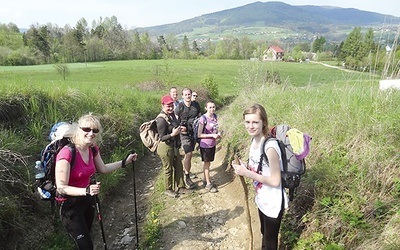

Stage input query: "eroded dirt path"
[{"left": 93, "top": 145, "right": 261, "bottom": 250}]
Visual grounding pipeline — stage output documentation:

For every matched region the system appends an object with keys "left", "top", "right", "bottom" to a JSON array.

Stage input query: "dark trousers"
[
  {"left": 258, "top": 205, "right": 284, "bottom": 250},
  {"left": 58, "top": 196, "right": 95, "bottom": 250}
]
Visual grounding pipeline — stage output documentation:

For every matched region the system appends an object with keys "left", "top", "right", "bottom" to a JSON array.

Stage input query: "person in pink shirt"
[
  {"left": 55, "top": 113, "right": 137, "bottom": 250},
  {"left": 197, "top": 100, "right": 221, "bottom": 193}
]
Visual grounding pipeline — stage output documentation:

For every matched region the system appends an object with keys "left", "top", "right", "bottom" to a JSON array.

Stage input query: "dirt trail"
[{"left": 92, "top": 145, "right": 261, "bottom": 250}]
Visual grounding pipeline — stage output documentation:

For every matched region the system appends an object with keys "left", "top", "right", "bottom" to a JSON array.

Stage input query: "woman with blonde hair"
[{"left": 55, "top": 113, "right": 137, "bottom": 249}]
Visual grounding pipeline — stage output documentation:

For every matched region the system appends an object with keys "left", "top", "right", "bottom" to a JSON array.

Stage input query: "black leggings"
[
  {"left": 258, "top": 207, "right": 284, "bottom": 250},
  {"left": 58, "top": 196, "right": 96, "bottom": 250}
]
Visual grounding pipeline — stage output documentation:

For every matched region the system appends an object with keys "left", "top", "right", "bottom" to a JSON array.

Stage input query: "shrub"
[{"left": 202, "top": 74, "right": 219, "bottom": 100}]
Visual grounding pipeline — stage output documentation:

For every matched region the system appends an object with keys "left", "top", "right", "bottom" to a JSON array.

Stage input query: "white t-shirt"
[{"left": 248, "top": 138, "right": 288, "bottom": 218}]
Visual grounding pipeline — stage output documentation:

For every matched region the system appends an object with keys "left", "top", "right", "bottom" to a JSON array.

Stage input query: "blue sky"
[{"left": 1, "top": 0, "right": 399, "bottom": 29}]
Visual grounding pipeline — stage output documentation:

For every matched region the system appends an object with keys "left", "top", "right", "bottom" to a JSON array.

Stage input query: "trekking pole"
[
  {"left": 130, "top": 150, "right": 139, "bottom": 249},
  {"left": 234, "top": 154, "right": 253, "bottom": 250},
  {"left": 91, "top": 175, "right": 108, "bottom": 250},
  {"left": 95, "top": 195, "right": 107, "bottom": 250}
]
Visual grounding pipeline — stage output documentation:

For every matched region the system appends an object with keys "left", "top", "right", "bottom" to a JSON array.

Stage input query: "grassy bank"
[
  {"left": 1, "top": 59, "right": 396, "bottom": 249},
  {"left": 220, "top": 68, "right": 400, "bottom": 249}
]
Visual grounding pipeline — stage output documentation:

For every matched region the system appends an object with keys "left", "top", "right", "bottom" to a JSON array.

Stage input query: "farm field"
[{"left": 1, "top": 59, "right": 374, "bottom": 96}]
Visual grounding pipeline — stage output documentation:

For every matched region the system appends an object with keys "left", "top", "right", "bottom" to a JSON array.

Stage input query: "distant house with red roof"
[{"left": 263, "top": 46, "right": 284, "bottom": 61}]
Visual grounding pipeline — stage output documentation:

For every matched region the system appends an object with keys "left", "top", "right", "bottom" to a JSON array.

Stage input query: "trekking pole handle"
[
  {"left": 90, "top": 174, "right": 96, "bottom": 184},
  {"left": 87, "top": 175, "right": 102, "bottom": 196},
  {"left": 122, "top": 150, "right": 137, "bottom": 168}
]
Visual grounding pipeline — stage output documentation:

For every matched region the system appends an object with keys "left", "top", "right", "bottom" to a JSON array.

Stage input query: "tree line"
[
  {"left": 0, "top": 16, "right": 265, "bottom": 65},
  {"left": 0, "top": 15, "right": 398, "bottom": 73}
]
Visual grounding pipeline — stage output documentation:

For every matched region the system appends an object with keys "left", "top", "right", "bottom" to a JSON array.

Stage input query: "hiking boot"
[
  {"left": 185, "top": 177, "right": 196, "bottom": 189},
  {"left": 205, "top": 183, "right": 218, "bottom": 193},
  {"left": 164, "top": 189, "right": 178, "bottom": 198},
  {"left": 189, "top": 172, "right": 197, "bottom": 179},
  {"left": 177, "top": 187, "right": 194, "bottom": 195},
  {"left": 202, "top": 179, "right": 207, "bottom": 188}
]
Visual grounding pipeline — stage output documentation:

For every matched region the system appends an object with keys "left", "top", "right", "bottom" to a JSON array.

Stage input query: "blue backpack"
[{"left": 36, "top": 122, "right": 76, "bottom": 201}]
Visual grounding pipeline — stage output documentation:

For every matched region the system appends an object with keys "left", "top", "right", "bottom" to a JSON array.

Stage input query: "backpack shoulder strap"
[
  {"left": 201, "top": 113, "right": 215, "bottom": 126},
  {"left": 199, "top": 115, "right": 207, "bottom": 135},
  {"left": 157, "top": 112, "right": 167, "bottom": 119},
  {"left": 257, "top": 136, "right": 287, "bottom": 173},
  {"left": 176, "top": 102, "right": 184, "bottom": 117},
  {"left": 66, "top": 143, "right": 77, "bottom": 168},
  {"left": 257, "top": 138, "right": 269, "bottom": 173},
  {"left": 258, "top": 137, "right": 288, "bottom": 195},
  {"left": 157, "top": 112, "right": 170, "bottom": 124},
  {"left": 67, "top": 144, "right": 97, "bottom": 168},
  {"left": 201, "top": 114, "right": 206, "bottom": 124}
]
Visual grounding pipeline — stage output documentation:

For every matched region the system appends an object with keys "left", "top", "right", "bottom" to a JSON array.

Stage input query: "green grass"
[
  {"left": 220, "top": 68, "right": 400, "bottom": 249},
  {"left": 0, "top": 59, "right": 396, "bottom": 249},
  {"left": 1, "top": 59, "right": 373, "bottom": 96},
  {"left": 1, "top": 60, "right": 245, "bottom": 97}
]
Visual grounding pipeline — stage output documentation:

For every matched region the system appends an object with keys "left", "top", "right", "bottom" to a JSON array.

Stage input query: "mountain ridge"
[{"left": 135, "top": 1, "right": 400, "bottom": 42}]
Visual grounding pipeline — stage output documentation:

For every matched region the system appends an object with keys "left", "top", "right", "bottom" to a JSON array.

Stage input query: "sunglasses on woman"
[{"left": 80, "top": 127, "right": 100, "bottom": 133}]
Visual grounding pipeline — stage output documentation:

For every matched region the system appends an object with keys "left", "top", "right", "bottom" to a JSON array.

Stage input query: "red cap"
[{"left": 161, "top": 95, "right": 174, "bottom": 104}]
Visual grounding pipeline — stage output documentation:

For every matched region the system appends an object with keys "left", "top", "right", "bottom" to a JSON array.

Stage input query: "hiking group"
[
  {"left": 35, "top": 87, "right": 310, "bottom": 250},
  {"left": 155, "top": 87, "right": 221, "bottom": 198},
  {"left": 142, "top": 89, "right": 310, "bottom": 249}
]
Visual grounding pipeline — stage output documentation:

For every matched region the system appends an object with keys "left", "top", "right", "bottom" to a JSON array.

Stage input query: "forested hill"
[{"left": 137, "top": 1, "right": 400, "bottom": 38}]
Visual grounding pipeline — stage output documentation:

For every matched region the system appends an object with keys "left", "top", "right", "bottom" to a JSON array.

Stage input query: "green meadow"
[
  {"left": 1, "top": 59, "right": 368, "bottom": 94},
  {"left": 0, "top": 59, "right": 399, "bottom": 249}
]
